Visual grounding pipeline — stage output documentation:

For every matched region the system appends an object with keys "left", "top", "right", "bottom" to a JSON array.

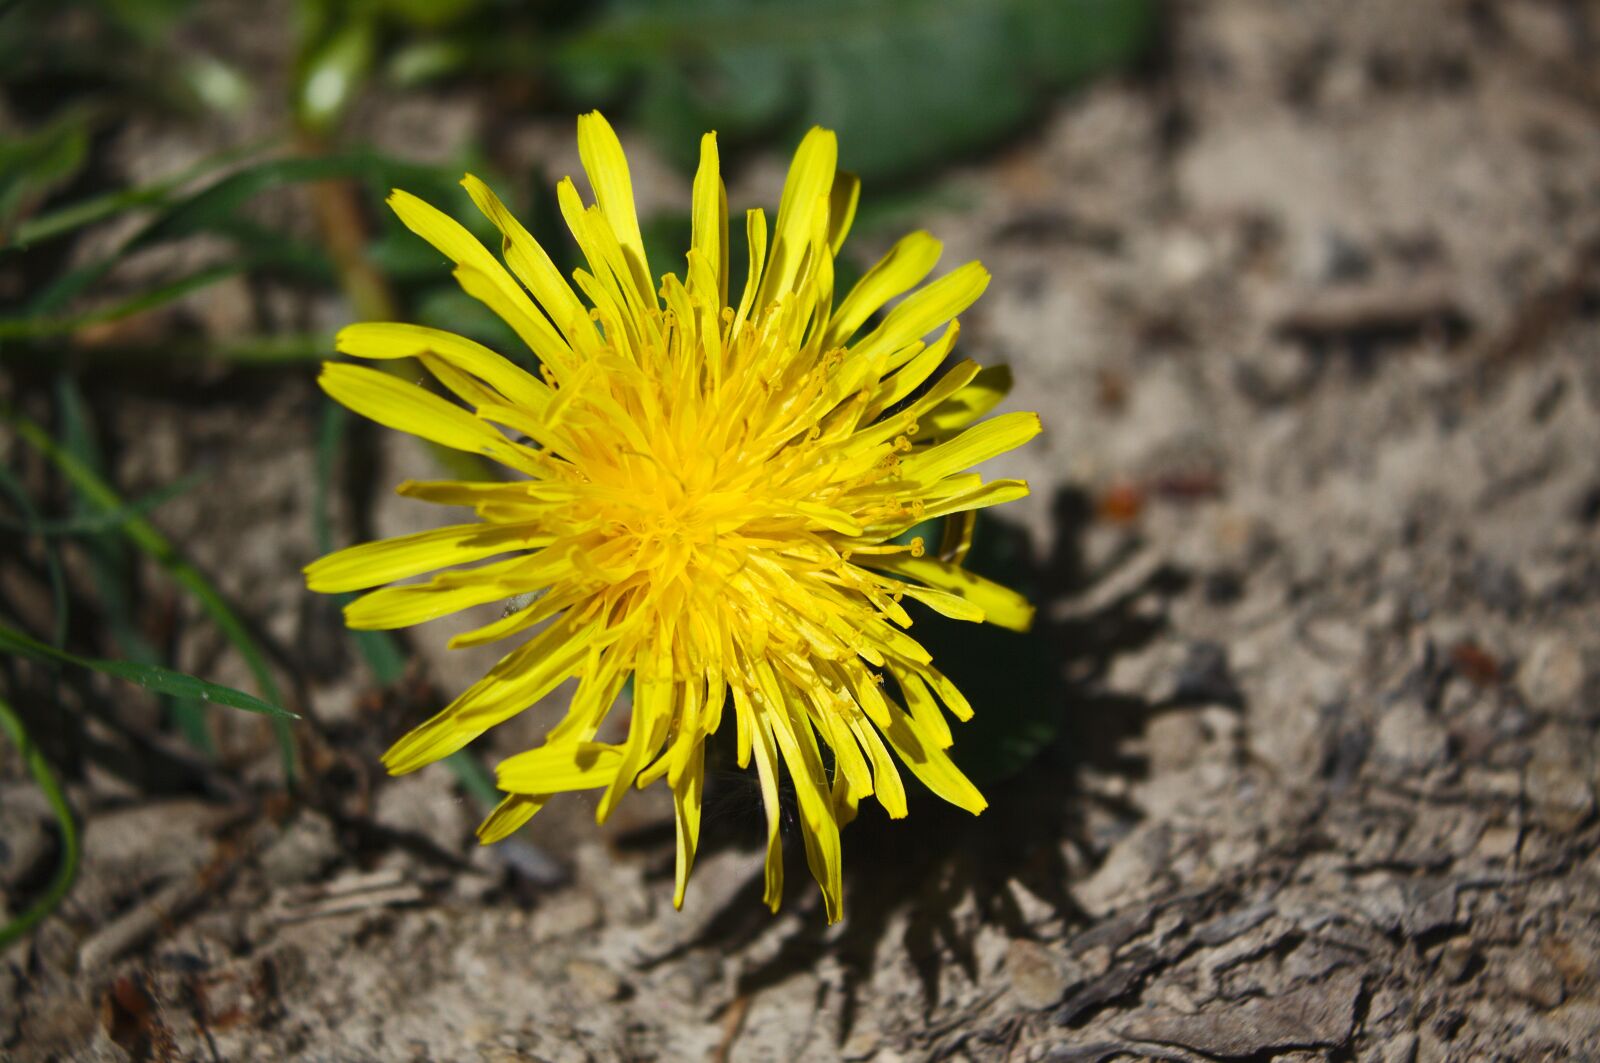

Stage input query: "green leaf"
[
  {"left": 385, "top": 39, "right": 470, "bottom": 86},
  {"left": 0, "top": 694, "right": 80, "bottom": 949},
  {"left": 295, "top": 16, "right": 376, "bottom": 134},
  {"left": 376, "top": 0, "right": 482, "bottom": 30},
  {"left": 558, "top": 0, "right": 1155, "bottom": 181},
  {"left": 96, "top": 0, "right": 197, "bottom": 41},
  {"left": 183, "top": 54, "right": 254, "bottom": 114},
  {"left": 0, "top": 623, "right": 298, "bottom": 720},
  {"left": 0, "top": 112, "right": 92, "bottom": 237}
]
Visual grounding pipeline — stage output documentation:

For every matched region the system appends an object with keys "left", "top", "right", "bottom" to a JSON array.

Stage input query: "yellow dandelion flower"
[{"left": 306, "top": 112, "right": 1040, "bottom": 922}]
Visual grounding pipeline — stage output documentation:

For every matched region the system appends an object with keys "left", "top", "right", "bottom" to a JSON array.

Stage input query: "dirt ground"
[{"left": 6, "top": 1, "right": 1600, "bottom": 1059}]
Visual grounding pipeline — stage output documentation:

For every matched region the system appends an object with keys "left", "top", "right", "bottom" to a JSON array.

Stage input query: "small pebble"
[
  {"left": 1005, "top": 939, "right": 1075, "bottom": 1010},
  {"left": 1518, "top": 637, "right": 1587, "bottom": 717},
  {"left": 565, "top": 958, "right": 626, "bottom": 1003},
  {"left": 1374, "top": 702, "right": 1449, "bottom": 771},
  {"left": 1500, "top": 948, "right": 1566, "bottom": 1010}
]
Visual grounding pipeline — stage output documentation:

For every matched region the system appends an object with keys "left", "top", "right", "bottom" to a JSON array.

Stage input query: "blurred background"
[{"left": 4, "top": 1, "right": 1600, "bottom": 1059}]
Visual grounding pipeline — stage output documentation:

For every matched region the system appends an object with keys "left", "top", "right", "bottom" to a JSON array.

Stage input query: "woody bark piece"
[{"left": 1120, "top": 971, "right": 1363, "bottom": 1057}]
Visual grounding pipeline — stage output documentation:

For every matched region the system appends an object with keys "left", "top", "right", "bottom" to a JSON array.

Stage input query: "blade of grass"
[
  {"left": 0, "top": 263, "right": 243, "bottom": 339},
  {"left": 0, "top": 694, "right": 79, "bottom": 949},
  {"left": 0, "top": 333, "right": 339, "bottom": 366},
  {"left": 0, "top": 622, "right": 297, "bottom": 720},
  {"left": 7, "top": 135, "right": 279, "bottom": 249},
  {"left": 0, "top": 464, "right": 68, "bottom": 650},
  {"left": 0, "top": 469, "right": 205, "bottom": 536},
  {"left": 0, "top": 109, "right": 91, "bottom": 240},
  {"left": 446, "top": 751, "right": 500, "bottom": 809},
  {"left": 8, "top": 409, "right": 300, "bottom": 783},
  {"left": 55, "top": 378, "right": 213, "bottom": 753},
  {"left": 19, "top": 151, "right": 419, "bottom": 318}
]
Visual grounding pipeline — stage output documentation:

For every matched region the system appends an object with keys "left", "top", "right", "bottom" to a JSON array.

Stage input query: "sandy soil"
[{"left": 5, "top": 1, "right": 1600, "bottom": 1060}]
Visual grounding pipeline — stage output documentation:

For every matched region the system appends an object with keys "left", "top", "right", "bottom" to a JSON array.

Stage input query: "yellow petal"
[
  {"left": 793, "top": 773, "right": 844, "bottom": 924},
  {"left": 671, "top": 741, "right": 705, "bottom": 909},
  {"left": 317, "top": 362, "right": 537, "bottom": 473},
  {"left": 848, "top": 714, "right": 906, "bottom": 818},
  {"left": 868, "top": 321, "right": 959, "bottom": 415},
  {"left": 843, "top": 358, "right": 980, "bottom": 455},
  {"left": 831, "top": 762, "right": 858, "bottom": 827},
  {"left": 447, "top": 586, "right": 582, "bottom": 650},
  {"left": 475, "top": 401, "right": 587, "bottom": 456},
  {"left": 916, "top": 479, "right": 1031, "bottom": 523},
  {"left": 827, "top": 170, "right": 860, "bottom": 256},
  {"left": 667, "top": 678, "right": 706, "bottom": 789},
  {"left": 862, "top": 554, "right": 1035, "bottom": 633},
  {"left": 915, "top": 365, "right": 1013, "bottom": 441},
  {"left": 731, "top": 681, "right": 755, "bottom": 769},
  {"left": 898, "top": 584, "right": 986, "bottom": 625},
  {"left": 850, "top": 261, "right": 990, "bottom": 364},
  {"left": 938, "top": 510, "right": 975, "bottom": 566},
  {"left": 689, "top": 132, "right": 728, "bottom": 307},
  {"left": 386, "top": 189, "right": 573, "bottom": 367},
  {"left": 759, "top": 126, "right": 837, "bottom": 307},
  {"left": 347, "top": 583, "right": 497, "bottom": 631},
  {"left": 790, "top": 501, "right": 864, "bottom": 536},
  {"left": 825, "top": 230, "right": 941, "bottom": 350},
  {"left": 891, "top": 665, "right": 952, "bottom": 749},
  {"left": 384, "top": 618, "right": 598, "bottom": 774},
  {"left": 458, "top": 174, "right": 591, "bottom": 347},
  {"left": 476, "top": 793, "right": 549, "bottom": 843},
  {"left": 576, "top": 111, "right": 654, "bottom": 307},
  {"left": 305, "top": 522, "right": 553, "bottom": 593},
  {"left": 596, "top": 670, "right": 672, "bottom": 823},
  {"left": 879, "top": 698, "right": 987, "bottom": 815},
  {"left": 558, "top": 179, "right": 651, "bottom": 327},
  {"left": 396, "top": 479, "right": 545, "bottom": 508},
  {"left": 497, "top": 740, "right": 624, "bottom": 793},
  {"left": 544, "top": 650, "right": 629, "bottom": 746},
  {"left": 748, "top": 709, "right": 786, "bottom": 911},
  {"left": 336, "top": 322, "right": 553, "bottom": 412},
  {"left": 917, "top": 663, "right": 973, "bottom": 723},
  {"left": 761, "top": 669, "right": 843, "bottom": 922},
  {"left": 637, "top": 673, "right": 704, "bottom": 791},
  {"left": 818, "top": 704, "right": 873, "bottom": 800},
  {"left": 732, "top": 208, "right": 768, "bottom": 336},
  {"left": 901, "top": 411, "right": 1042, "bottom": 483},
  {"left": 343, "top": 550, "right": 567, "bottom": 630},
  {"left": 420, "top": 353, "right": 501, "bottom": 410}
]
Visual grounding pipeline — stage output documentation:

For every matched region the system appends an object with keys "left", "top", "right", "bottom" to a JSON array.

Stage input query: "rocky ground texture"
[{"left": 5, "top": 1, "right": 1600, "bottom": 1060}]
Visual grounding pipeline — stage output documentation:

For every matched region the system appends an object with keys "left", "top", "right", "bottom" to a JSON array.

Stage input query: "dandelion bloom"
[{"left": 306, "top": 113, "right": 1039, "bottom": 921}]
